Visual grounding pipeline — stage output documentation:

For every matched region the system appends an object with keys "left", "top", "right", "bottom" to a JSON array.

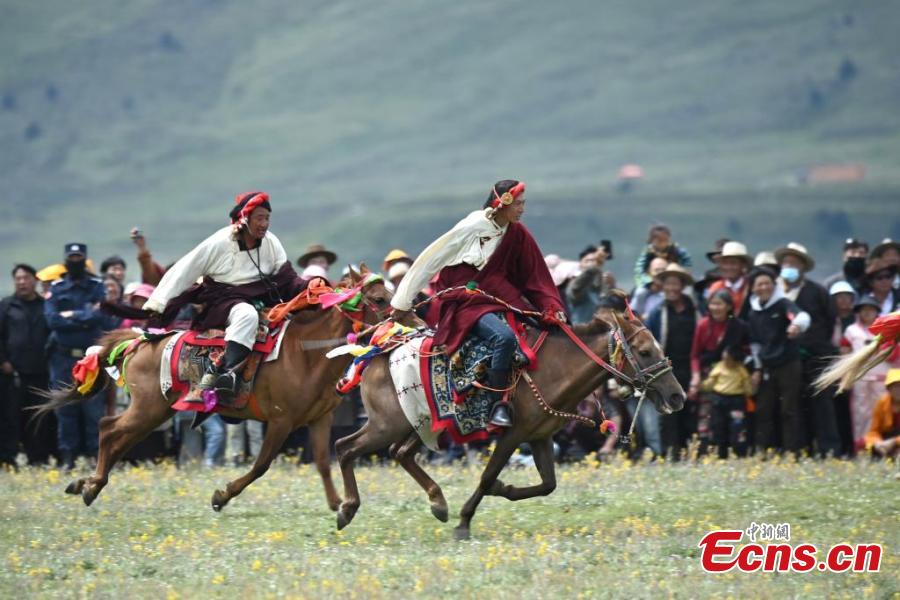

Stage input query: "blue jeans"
[
  {"left": 49, "top": 351, "right": 106, "bottom": 457},
  {"left": 202, "top": 415, "right": 226, "bottom": 467},
  {"left": 472, "top": 312, "right": 517, "bottom": 371},
  {"left": 626, "top": 395, "right": 662, "bottom": 456}
]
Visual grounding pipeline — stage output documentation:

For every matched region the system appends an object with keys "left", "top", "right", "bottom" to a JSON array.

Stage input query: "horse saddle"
[{"left": 165, "top": 320, "right": 287, "bottom": 414}]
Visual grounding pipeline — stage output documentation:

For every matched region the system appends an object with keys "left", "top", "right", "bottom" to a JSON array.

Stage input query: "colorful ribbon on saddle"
[
  {"left": 320, "top": 274, "right": 384, "bottom": 312},
  {"left": 72, "top": 352, "right": 100, "bottom": 395},
  {"left": 326, "top": 319, "right": 417, "bottom": 393},
  {"left": 71, "top": 335, "right": 148, "bottom": 395}
]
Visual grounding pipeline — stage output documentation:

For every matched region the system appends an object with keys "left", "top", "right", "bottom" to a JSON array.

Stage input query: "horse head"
[
  {"left": 346, "top": 262, "right": 393, "bottom": 324},
  {"left": 596, "top": 305, "right": 685, "bottom": 415}
]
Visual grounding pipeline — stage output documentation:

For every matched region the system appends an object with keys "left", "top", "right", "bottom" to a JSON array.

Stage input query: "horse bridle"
[
  {"left": 334, "top": 275, "right": 392, "bottom": 328},
  {"left": 606, "top": 324, "right": 674, "bottom": 398}
]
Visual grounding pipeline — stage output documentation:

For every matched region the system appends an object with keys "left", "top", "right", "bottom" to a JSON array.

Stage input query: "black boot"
[
  {"left": 199, "top": 341, "right": 251, "bottom": 405},
  {"left": 486, "top": 368, "right": 513, "bottom": 428}
]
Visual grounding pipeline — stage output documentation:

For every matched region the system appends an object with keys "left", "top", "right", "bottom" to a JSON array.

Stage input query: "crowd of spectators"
[
  {"left": 547, "top": 228, "right": 900, "bottom": 461},
  {"left": 1, "top": 225, "right": 899, "bottom": 471}
]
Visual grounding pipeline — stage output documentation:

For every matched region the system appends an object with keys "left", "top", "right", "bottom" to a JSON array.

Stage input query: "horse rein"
[{"left": 556, "top": 321, "right": 673, "bottom": 398}]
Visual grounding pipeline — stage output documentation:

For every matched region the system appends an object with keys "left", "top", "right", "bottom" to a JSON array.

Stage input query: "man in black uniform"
[{"left": 0, "top": 264, "right": 55, "bottom": 466}]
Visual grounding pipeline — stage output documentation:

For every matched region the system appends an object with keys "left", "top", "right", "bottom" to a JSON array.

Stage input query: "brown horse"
[
  {"left": 333, "top": 307, "right": 685, "bottom": 540},
  {"left": 37, "top": 266, "right": 391, "bottom": 511}
]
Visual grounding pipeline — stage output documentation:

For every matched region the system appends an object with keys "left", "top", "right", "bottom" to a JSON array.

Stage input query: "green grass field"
[{"left": 1, "top": 454, "right": 897, "bottom": 598}]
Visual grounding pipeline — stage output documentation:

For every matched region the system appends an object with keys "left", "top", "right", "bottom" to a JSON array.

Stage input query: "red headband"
[
  {"left": 231, "top": 192, "right": 270, "bottom": 224},
  {"left": 491, "top": 182, "right": 526, "bottom": 209}
]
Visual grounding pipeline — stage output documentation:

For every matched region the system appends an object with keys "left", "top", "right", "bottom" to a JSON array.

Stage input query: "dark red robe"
[{"left": 430, "top": 222, "right": 565, "bottom": 354}]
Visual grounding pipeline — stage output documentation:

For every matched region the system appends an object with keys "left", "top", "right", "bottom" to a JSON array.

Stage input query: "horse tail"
[
  {"left": 813, "top": 338, "right": 892, "bottom": 394},
  {"left": 33, "top": 329, "right": 143, "bottom": 417}
]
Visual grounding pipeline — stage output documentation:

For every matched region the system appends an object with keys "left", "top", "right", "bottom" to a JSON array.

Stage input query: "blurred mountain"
[{"left": 1, "top": 0, "right": 899, "bottom": 288}]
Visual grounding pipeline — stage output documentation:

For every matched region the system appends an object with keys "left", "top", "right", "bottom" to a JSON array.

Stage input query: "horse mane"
[
  {"left": 290, "top": 307, "right": 335, "bottom": 325},
  {"left": 570, "top": 319, "right": 611, "bottom": 337}
]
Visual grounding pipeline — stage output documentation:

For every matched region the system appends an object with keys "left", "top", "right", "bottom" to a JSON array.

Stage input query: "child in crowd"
[
  {"left": 841, "top": 296, "right": 893, "bottom": 451},
  {"left": 702, "top": 344, "right": 753, "bottom": 458},
  {"left": 865, "top": 369, "right": 900, "bottom": 458}
]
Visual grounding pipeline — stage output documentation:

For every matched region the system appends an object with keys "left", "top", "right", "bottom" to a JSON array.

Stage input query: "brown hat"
[
  {"left": 870, "top": 238, "right": 900, "bottom": 259},
  {"left": 659, "top": 263, "right": 694, "bottom": 286},
  {"left": 865, "top": 257, "right": 898, "bottom": 278},
  {"left": 297, "top": 244, "right": 337, "bottom": 268},
  {"left": 774, "top": 242, "right": 815, "bottom": 272}
]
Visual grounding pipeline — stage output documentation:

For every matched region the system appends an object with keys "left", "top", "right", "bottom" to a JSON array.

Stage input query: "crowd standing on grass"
[{"left": 2, "top": 218, "right": 899, "bottom": 470}]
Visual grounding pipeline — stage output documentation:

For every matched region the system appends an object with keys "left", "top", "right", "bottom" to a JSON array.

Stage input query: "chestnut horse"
[
  {"left": 37, "top": 266, "right": 391, "bottom": 511},
  {"left": 334, "top": 307, "right": 685, "bottom": 540}
]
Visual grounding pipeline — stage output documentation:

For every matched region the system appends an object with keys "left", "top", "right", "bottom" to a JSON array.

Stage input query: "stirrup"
[
  {"left": 213, "top": 371, "right": 239, "bottom": 403},
  {"left": 489, "top": 401, "right": 513, "bottom": 428}
]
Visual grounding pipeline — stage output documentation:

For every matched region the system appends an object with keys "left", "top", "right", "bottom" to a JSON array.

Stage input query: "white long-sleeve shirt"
[
  {"left": 143, "top": 226, "right": 288, "bottom": 313},
  {"left": 391, "top": 209, "right": 507, "bottom": 311}
]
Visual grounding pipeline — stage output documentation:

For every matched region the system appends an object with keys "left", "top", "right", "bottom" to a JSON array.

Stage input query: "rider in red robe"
[{"left": 391, "top": 180, "right": 566, "bottom": 427}]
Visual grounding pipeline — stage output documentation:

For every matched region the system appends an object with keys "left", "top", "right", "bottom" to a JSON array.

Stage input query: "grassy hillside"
[{"left": 1, "top": 0, "right": 899, "bottom": 290}]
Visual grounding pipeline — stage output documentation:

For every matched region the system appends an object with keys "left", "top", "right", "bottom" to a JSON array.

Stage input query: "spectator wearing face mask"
[
  {"left": 774, "top": 243, "right": 841, "bottom": 457},
  {"left": 44, "top": 243, "right": 112, "bottom": 469},
  {"left": 823, "top": 239, "right": 868, "bottom": 295},
  {"left": 746, "top": 267, "right": 810, "bottom": 456}
]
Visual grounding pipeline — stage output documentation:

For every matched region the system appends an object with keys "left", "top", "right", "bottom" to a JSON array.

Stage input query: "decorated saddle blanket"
[
  {"left": 160, "top": 320, "right": 290, "bottom": 416},
  {"left": 390, "top": 333, "right": 531, "bottom": 451}
]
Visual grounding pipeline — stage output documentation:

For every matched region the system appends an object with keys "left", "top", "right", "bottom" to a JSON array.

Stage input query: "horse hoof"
[
  {"left": 453, "top": 527, "right": 471, "bottom": 541},
  {"left": 211, "top": 490, "right": 227, "bottom": 512},
  {"left": 81, "top": 487, "right": 96, "bottom": 507},
  {"left": 431, "top": 503, "right": 449, "bottom": 523},
  {"left": 65, "top": 479, "right": 83, "bottom": 495}
]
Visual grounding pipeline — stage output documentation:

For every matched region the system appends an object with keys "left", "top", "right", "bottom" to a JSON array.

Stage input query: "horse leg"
[
  {"left": 454, "top": 432, "right": 523, "bottom": 541},
  {"left": 394, "top": 434, "right": 449, "bottom": 522},
  {"left": 335, "top": 421, "right": 409, "bottom": 530},
  {"left": 485, "top": 437, "right": 557, "bottom": 500},
  {"left": 78, "top": 406, "right": 173, "bottom": 506},
  {"left": 211, "top": 417, "right": 292, "bottom": 511},
  {"left": 335, "top": 356, "right": 414, "bottom": 529},
  {"left": 308, "top": 412, "right": 342, "bottom": 512}
]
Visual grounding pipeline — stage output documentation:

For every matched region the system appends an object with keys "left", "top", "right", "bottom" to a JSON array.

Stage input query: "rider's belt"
[{"left": 58, "top": 347, "right": 85, "bottom": 359}]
